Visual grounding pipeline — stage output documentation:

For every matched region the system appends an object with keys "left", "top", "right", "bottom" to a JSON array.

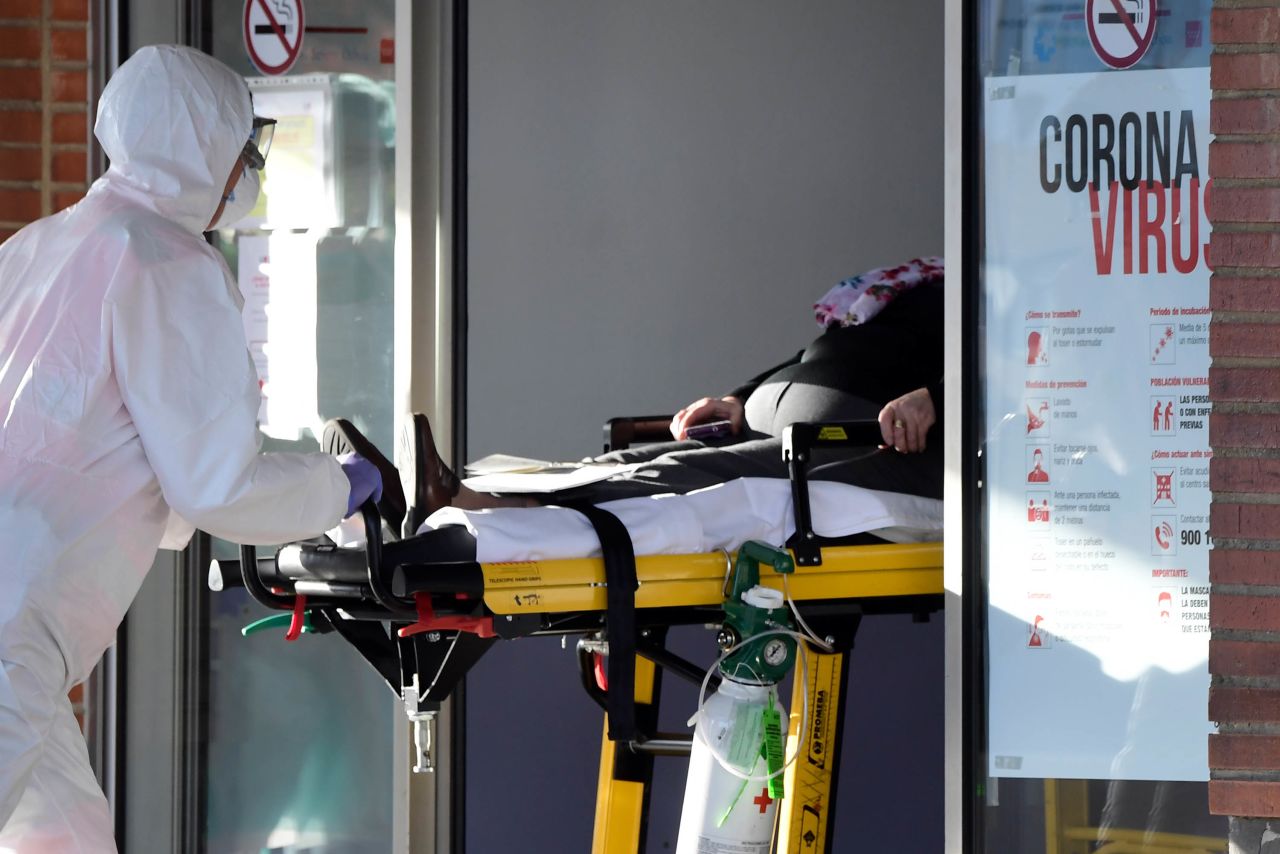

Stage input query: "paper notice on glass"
[
  {"left": 245, "top": 76, "right": 337, "bottom": 231},
  {"left": 461, "top": 462, "right": 643, "bottom": 494},
  {"left": 982, "top": 67, "right": 1212, "bottom": 783}
]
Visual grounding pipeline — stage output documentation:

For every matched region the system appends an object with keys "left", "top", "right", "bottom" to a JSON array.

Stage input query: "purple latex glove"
[{"left": 337, "top": 452, "right": 384, "bottom": 518}]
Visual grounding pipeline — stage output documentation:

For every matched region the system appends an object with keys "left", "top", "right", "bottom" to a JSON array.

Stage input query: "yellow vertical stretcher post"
[
  {"left": 593, "top": 655, "right": 659, "bottom": 854},
  {"left": 776, "top": 647, "right": 847, "bottom": 853}
]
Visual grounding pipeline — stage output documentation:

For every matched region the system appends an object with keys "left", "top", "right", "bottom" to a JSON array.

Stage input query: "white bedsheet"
[{"left": 418, "top": 477, "right": 942, "bottom": 563}]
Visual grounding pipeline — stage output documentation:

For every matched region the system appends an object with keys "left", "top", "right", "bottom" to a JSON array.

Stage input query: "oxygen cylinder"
[
  {"left": 675, "top": 675, "right": 786, "bottom": 853},
  {"left": 675, "top": 584, "right": 794, "bottom": 854}
]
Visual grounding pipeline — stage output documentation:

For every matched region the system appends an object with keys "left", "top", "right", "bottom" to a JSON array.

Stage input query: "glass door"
[
  {"left": 204, "top": 2, "right": 399, "bottom": 850},
  {"left": 970, "top": 0, "right": 1226, "bottom": 850}
]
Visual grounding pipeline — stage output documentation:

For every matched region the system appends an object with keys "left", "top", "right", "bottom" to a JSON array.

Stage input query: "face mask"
[{"left": 211, "top": 165, "right": 260, "bottom": 230}]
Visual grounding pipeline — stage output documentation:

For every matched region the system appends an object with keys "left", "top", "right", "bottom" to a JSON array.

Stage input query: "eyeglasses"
[{"left": 240, "top": 116, "right": 277, "bottom": 171}]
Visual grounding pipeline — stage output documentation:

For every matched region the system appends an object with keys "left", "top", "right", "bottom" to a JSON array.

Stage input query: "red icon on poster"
[
  {"left": 1151, "top": 515, "right": 1178, "bottom": 556},
  {"left": 1027, "top": 328, "right": 1049, "bottom": 366},
  {"left": 1027, "top": 447, "right": 1050, "bottom": 483},
  {"left": 1151, "top": 397, "right": 1175, "bottom": 434},
  {"left": 1153, "top": 470, "right": 1175, "bottom": 506},
  {"left": 1026, "top": 400, "right": 1049, "bottom": 435},
  {"left": 1028, "top": 614, "right": 1046, "bottom": 648},
  {"left": 1027, "top": 497, "right": 1051, "bottom": 523},
  {"left": 1151, "top": 324, "right": 1176, "bottom": 364}
]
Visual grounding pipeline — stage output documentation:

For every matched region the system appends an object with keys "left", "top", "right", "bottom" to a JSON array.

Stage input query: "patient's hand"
[
  {"left": 878, "top": 387, "right": 935, "bottom": 453},
  {"left": 670, "top": 396, "right": 745, "bottom": 440}
]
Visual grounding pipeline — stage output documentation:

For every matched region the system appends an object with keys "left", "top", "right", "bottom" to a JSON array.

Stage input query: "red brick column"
[
  {"left": 1207, "top": 0, "right": 1280, "bottom": 821},
  {"left": 0, "top": 0, "right": 90, "bottom": 245}
]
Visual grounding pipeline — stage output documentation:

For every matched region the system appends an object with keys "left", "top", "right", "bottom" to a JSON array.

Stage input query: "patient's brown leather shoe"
[
  {"left": 322, "top": 417, "right": 406, "bottom": 534},
  {"left": 399, "top": 412, "right": 460, "bottom": 538}
]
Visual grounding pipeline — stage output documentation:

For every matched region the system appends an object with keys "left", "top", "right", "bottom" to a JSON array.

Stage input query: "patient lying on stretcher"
[{"left": 327, "top": 261, "right": 944, "bottom": 541}]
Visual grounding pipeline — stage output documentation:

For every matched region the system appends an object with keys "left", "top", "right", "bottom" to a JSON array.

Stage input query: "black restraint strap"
[{"left": 570, "top": 503, "right": 640, "bottom": 743}]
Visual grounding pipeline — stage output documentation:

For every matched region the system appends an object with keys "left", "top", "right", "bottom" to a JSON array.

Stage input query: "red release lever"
[
  {"left": 594, "top": 651, "right": 608, "bottom": 692},
  {"left": 285, "top": 594, "right": 307, "bottom": 642},
  {"left": 398, "top": 592, "right": 496, "bottom": 639}
]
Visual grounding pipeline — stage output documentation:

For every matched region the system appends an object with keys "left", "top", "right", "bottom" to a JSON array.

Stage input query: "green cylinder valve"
[{"left": 720, "top": 541, "right": 796, "bottom": 684}]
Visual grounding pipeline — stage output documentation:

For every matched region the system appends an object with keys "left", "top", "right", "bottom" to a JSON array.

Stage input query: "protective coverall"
[{"left": 0, "top": 45, "right": 349, "bottom": 851}]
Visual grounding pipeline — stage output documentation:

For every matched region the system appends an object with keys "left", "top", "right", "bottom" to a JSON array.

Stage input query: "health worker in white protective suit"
[{"left": 0, "top": 45, "right": 383, "bottom": 852}]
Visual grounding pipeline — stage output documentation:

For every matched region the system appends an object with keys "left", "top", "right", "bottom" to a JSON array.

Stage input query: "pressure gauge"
[{"left": 762, "top": 638, "right": 789, "bottom": 667}]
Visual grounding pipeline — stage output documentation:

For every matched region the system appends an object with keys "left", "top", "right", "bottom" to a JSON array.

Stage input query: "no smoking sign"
[
  {"left": 244, "top": 0, "right": 304, "bottom": 76},
  {"left": 1086, "top": 0, "right": 1157, "bottom": 70}
]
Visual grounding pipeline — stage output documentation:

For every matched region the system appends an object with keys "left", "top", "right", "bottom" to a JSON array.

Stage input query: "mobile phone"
[{"left": 685, "top": 419, "right": 734, "bottom": 441}]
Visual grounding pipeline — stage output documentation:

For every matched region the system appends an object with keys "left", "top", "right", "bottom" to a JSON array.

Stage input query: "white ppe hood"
[
  {"left": 95, "top": 43, "right": 252, "bottom": 234},
  {"left": 0, "top": 45, "right": 347, "bottom": 850}
]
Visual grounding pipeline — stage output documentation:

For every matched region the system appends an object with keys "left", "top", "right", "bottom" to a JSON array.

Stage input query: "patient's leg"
[
  {"left": 399, "top": 413, "right": 538, "bottom": 534},
  {"left": 400, "top": 411, "right": 940, "bottom": 537},
  {"left": 453, "top": 486, "right": 538, "bottom": 510},
  {"left": 396, "top": 418, "right": 762, "bottom": 527},
  {"left": 558, "top": 436, "right": 943, "bottom": 504}
]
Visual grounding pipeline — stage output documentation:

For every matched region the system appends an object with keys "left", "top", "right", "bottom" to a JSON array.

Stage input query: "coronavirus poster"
[{"left": 983, "top": 66, "right": 1211, "bottom": 781}]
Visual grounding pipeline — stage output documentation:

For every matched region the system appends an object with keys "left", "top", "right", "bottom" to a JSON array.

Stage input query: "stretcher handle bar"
[
  {"left": 360, "top": 502, "right": 417, "bottom": 617},
  {"left": 391, "top": 563, "right": 486, "bottom": 598},
  {"left": 292, "top": 580, "right": 366, "bottom": 598},
  {"left": 211, "top": 553, "right": 441, "bottom": 619},
  {"left": 238, "top": 544, "right": 296, "bottom": 610},
  {"left": 782, "top": 420, "right": 885, "bottom": 566},
  {"left": 274, "top": 539, "right": 484, "bottom": 596},
  {"left": 227, "top": 548, "right": 372, "bottom": 612},
  {"left": 276, "top": 543, "right": 369, "bottom": 585},
  {"left": 208, "top": 556, "right": 282, "bottom": 592},
  {"left": 211, "top": 558, "right": 390, "bottom": 617}
]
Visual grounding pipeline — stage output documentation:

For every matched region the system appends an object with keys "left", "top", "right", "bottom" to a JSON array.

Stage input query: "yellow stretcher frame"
[
  {"left": 499, "top": 540, "right": 1223, "bottom": 854},
  {"left": 477, "top": 540, "right": 945, "bottom": 854},
  {"left": 479, "top": 541, "right": 945, "bottom": 617},
  {"left": 235, "top": 470, "right": 1233, "bottom": 852}
]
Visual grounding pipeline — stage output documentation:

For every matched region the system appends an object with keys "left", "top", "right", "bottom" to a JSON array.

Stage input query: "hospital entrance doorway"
[{"left": 204, "top": 2, "right": 398, "bottom": 850}]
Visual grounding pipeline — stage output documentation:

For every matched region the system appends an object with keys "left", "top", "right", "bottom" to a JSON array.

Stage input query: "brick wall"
[
  {"left": 1207, "top": 0, "right": 1280, "bottom": 820},
  {"left": 0, "top": 0, "right": 91, "bottom": 245}
]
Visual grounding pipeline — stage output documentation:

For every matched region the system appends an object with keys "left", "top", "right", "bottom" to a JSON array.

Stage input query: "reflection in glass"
[{"left": 203, "top": 1, "right": 399, "bottom": 849}]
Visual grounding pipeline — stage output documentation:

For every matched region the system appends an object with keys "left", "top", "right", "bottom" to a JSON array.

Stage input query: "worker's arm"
[{"left": 108, "top": 243, "right": 347, "bottom": 545}]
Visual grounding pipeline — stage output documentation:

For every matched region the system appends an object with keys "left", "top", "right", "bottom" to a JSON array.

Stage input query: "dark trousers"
[
  {"left": 546, "top": 377, "right": 942, "bottom": 504},
  {"left": 550, "top": 434, "right": 941, "bottom": 504}
]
